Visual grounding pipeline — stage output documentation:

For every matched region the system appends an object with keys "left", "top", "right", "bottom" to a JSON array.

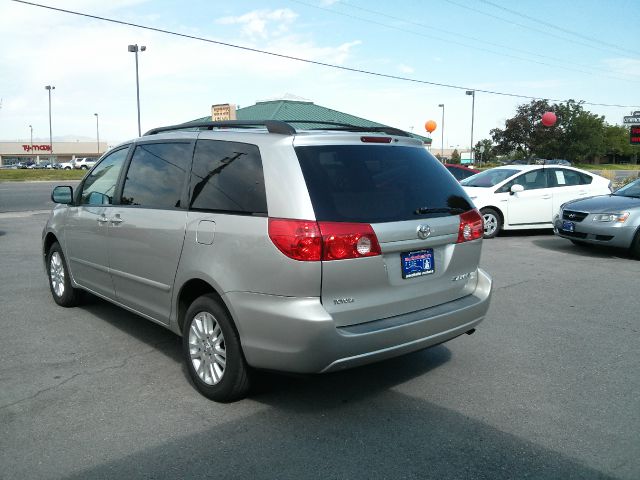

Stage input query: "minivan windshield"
[
  {"left": 613, "top": 178, "right": 640, "bottom": 198},
  {"left": 460, "top": 168, "right": 519, "bottom": 188},
  {"left": 295, "top": 145, "right": 473, "bottom": 223}
]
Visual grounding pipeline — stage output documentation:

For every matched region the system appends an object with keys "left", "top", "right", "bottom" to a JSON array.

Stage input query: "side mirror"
[
  {"left": 52, "top": 186, "right": 73, "bottom": 204},
  {"left": 510, "top": 184, "right": 524, "bottom": 195}
]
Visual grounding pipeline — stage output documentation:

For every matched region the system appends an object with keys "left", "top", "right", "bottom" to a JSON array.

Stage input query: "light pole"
[
  {"left": 465, "top": 90, "right": 475, "bottom": 164},
  {"left": 128, "top": 44, "right": 146, "bottom": 136},
  {"left": 94, "top": 113, "right": 100, "bottom": 155},
  {"left": 28, "top": 124, "right": 33, "bottom": 158},
  {"left": 438, "top": 103, "right": 445, "bottom": 160},
  {"left": 45, "top": 85, "right": 55, "bottom": 157}
]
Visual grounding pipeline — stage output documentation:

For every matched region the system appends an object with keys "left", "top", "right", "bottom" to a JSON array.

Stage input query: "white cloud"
[
  {"left": 216, "top": 9, "right": 297, "bottom": 39},
  {"left": 398, "top": 64, "right": 414, "bottom": 74},
  {"left": 604, "top": 58, "right": 640, "bottom": 77}
]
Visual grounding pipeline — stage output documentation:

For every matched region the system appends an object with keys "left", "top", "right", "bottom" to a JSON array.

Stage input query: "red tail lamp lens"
[
  {"left": 318, "top": 222, "right": 381, "bottom": 260},
  {"left": 268, "top": 219, "right": 381, "bottom": 261},
  {"left": 457, "top": 209, "right": 483, "bottom": 243},
  {"left": 268, "top": 219, "right": 322, "bottom": 261}
]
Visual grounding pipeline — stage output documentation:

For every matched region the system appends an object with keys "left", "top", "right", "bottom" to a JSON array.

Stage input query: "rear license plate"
[
  {"left": 562, "top": 221, "right": 575, "bottom": 233},
  {"left": 401, "top": 249, "right": 434, "bottom": 279}
]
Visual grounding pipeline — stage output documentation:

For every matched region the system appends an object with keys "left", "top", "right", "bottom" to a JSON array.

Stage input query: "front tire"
[
  {"left": 630, "top": 229, "right": 640, "bottom": 259},
  {"left": 481, "top": 208, "right": 502, "bottom": 239},
  {"left": 182, "top": 294, "right": 250, "bottom": 402},
  {"left": 47, "top": 242, "right": 81, "bottom": 307}
]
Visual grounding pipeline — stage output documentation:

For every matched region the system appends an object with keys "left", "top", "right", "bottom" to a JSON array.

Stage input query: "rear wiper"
[{"left": 414, "top": 207, "right": 465, "bottom": 215}]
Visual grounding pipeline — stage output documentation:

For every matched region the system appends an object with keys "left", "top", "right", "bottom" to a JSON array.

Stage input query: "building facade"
[{"left": 0, "top": 141, "right": 107, "bottom": 167}]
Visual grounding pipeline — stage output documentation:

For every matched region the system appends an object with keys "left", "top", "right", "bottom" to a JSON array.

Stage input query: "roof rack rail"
[
  {"left": 143, "top": 120, "right": 296, "bottom": 136},
  {"left": 143, "top": 119, "right": 412, "bottom": 138},
  {"left": 282, "top": 120, "right": 412, "bottom": 138}
]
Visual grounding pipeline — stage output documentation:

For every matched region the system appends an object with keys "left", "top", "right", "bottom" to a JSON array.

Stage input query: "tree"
[
  {"left": 450, "top": 149, "right": 461, "bottom": 164},
  {"left": 491, "top": 99, "right": 609, "bottom": 163},
  {"left": 473, "top": 139, "right": 496, "bottom": 164}
]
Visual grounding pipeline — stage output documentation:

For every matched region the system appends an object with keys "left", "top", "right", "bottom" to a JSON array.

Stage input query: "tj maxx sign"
[{"left": 22, "top": 144, "right": 52, "bottom": 152}]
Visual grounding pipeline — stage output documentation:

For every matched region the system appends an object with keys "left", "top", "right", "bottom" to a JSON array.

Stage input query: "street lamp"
[
  {"left": 438, "top": 103, "right": 445, "bottom": 160},
  {"left": 465, "top": 90, "right": 475, "bottom": 164},
  {"left": 94, "top": 113, "right": 100, "bottom": 155},
  {"left": 28, "top": 124, "right": 33, "bottom": 156},
  {"left": 45, "top": 85, "right": 55, "bottom": 157},
  {"left": 128, "top": 44, "right": 146, "bottom": 136}
]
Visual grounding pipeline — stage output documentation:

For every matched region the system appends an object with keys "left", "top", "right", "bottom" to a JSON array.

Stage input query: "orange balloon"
[{"left": 425, "top": 120, "right": 437, "bottom": 133}]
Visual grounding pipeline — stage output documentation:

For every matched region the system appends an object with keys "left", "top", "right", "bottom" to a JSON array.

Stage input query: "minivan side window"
[
  {"left": 189, "top": 139, "right": 267, "bottom": 215},
  {"left": 79, "top": 147, "right": 128, "bottom": 205},
  {"left": 120, "top": 142, "right": 192, "bottom": 208}
]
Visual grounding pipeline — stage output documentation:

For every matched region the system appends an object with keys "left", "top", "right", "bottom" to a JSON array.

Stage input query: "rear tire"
[
  {"left": 182, "top": 294, "right": 250, "bottom": 402},
  {"left": 47, "top": 242, "right": 81, "bottom": 307},
  {"left": 481, "top": 208, "right": 501, "bottom": 239}
]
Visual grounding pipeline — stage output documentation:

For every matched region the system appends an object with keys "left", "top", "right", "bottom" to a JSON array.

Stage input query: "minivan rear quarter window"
[
  {"left": 295, "top": 145, "right": 473, "bottom": 223},
  {"left": 189, "top": 139, "right": 267, "bottom": 215}
]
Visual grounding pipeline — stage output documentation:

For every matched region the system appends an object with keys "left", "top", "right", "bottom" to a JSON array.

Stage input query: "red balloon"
[
  {"left": 541, "top": 112, "right": 557, "bottom": 127},
  {"left": 425, "top": 120, "right": 437, "bottom": 133}
]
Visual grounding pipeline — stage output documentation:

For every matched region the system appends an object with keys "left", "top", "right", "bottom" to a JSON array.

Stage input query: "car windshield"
[
  {"left": 460, "top": 169, "right": 519, "bottom": 187},
  {"left": 613, "top": 178, "right": 640, "bottom": 198}
]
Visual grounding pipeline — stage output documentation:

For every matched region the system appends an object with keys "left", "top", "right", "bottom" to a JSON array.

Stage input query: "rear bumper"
[{"left": 226, "top": 268, "right": 492, "bottom": 373}]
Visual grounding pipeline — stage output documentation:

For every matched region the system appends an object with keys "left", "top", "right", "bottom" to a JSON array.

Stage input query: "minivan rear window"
[{"left": 295, "top": 145, "right": 473, "bottom": 223}]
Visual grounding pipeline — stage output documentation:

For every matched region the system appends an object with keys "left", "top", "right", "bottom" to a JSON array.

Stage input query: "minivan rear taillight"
[
  {"left": 268, "top": 219, "right": 381, "bottom": 261},
  {"left": 457, "top": 209, "right": 483, "bottom": 243}
]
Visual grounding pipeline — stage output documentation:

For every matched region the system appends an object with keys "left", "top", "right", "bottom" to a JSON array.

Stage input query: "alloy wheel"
[{"left": 188, "top": 311, "right": 226, "bottom": 385}]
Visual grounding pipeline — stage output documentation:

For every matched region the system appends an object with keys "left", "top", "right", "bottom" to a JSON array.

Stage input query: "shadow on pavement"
[
  {"left": 532, "top": 236, "right": 633, "bottom": 260},
  {"left": 64, "top": 368, "right": 619, "bottom": 480},
  {"left": 61, "top": 299, "right": 620, "bottom": 480}
]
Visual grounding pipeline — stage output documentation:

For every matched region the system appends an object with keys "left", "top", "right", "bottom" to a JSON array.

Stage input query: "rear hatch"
[{"left": 294, "top": 138, "right": 483, "bottom": 327}]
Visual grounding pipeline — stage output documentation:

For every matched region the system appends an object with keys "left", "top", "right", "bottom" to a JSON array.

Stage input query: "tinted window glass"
[
  {"left": 461, "top": 168, "right": 518, "bottom": 187},
  {"left": 295, "top": 145, "right": 473, "bottom": 223},
  {"left": 189, "top": 140, "right": 267, "bottom": 215},
  {"left": 547, "top": 168, "right": 591, "bottom": 187},
  {"left": 80, "top": 147, "right": 128, "bottom": 205},
  {"left": 498, "top": 169, "right": 547, "bottom": 192},
  {"left": 120, "top": 143, "right": 191, "bottom": 208}
]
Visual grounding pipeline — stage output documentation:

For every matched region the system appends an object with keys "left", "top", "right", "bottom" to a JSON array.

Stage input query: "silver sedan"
[{"left": 553, "top": 177, "right": 640, "bottom": 257}]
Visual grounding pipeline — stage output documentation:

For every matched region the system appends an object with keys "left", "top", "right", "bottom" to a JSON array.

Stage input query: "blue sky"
[{"left": 0, "top": 0, "right": 638, "bottom": 150}]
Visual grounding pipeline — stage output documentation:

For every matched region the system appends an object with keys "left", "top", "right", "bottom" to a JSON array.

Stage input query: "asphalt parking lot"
[{"left": 0, "top": 206, "right": 638, "bottom": 479}]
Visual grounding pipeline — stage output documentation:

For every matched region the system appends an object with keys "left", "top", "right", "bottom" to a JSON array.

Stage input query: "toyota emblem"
[{"left": 417, "top": 225, "right": 432, "bottom": 239}]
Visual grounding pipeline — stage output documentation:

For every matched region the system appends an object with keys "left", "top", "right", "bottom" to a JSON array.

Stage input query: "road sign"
[
  {"left": 630, "top": 126, "right": 640, "bottom": 145},
  {"left": 623, "top": 116, "right": 640, "bottom": 124}
]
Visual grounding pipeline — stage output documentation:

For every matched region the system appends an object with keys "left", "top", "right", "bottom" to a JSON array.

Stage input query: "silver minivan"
[{"left": 43, "top": 120, "right": 492, "bottom": 402}]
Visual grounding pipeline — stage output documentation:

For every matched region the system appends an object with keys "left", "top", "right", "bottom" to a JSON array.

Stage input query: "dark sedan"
[{"left": 553, "top": 177, "right": 640, "bottom": 257}]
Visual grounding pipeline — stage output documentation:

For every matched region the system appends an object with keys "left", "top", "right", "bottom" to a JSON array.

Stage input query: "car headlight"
[{"left": 592, "top": 212, "right": 630, "bottom": 223}]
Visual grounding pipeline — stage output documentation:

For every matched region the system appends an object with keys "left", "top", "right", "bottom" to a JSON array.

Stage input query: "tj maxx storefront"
[{"left": 0, "top": 141, "right": 107, "bottom": 167}]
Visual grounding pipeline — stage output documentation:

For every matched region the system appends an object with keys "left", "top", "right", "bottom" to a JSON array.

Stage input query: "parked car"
[
  {"left": 460, "top": 165, "right": 612, "bottom": 238},
  {"left": 444, "top": 163, "right": 480, "bottom": 182},
  {"left": 35, "top": 162, "right": 53, "bottom": 169},
  {"left": 543, "top": 159, "right": 571, "bottom": 166},
  {"left": 56, "top": 161, "right": 74, "bottom": 170},
  {"left": 553, "top": 177, "right": 640, "bottom": 257},
  {"left": 17, "top": 161, "right": 36, "bottom": 169},
  {"left": 42, "top": 120, "right": 492, "bottom": 402},
  {"left": 73, "top": 157, "right": 98, "bottom": 170}
]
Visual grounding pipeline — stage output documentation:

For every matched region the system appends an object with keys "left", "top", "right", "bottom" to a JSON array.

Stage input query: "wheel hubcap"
[
  {"left": 188, "top": 312, "right": 226, "bottom": 385},
  {"left": 483, "top": 213, "right": 498, "bottom": 236},
  {"left": 50, "top": 252, "right": 65, "bottom": 297}
]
